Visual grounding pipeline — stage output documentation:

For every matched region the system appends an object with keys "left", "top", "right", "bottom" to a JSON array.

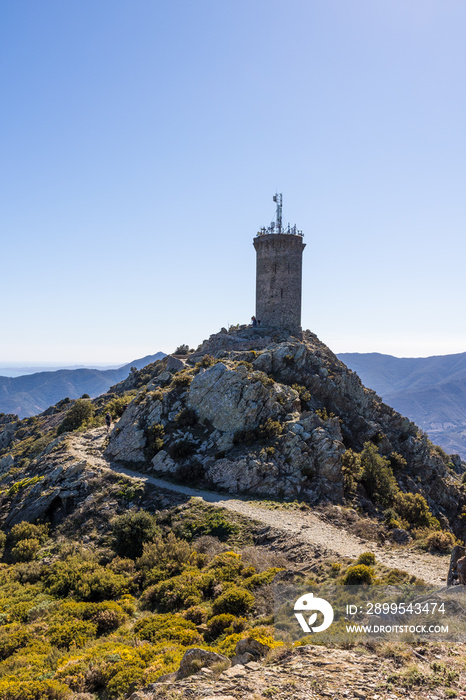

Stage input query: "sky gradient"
[{"left": 1, "top": 1, "right": 465, "bottom": 364}]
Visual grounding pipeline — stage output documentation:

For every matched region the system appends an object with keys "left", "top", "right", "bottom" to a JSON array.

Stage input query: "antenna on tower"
[
  {"left": 256, "top": 193, "right": 303, "bottom": 237},
  {"left": 272, "top": 193, "right": 283, "bottom": 234}
]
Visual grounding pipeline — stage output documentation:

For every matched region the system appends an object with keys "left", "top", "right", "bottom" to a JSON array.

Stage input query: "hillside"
[
  {"left": 0, "top": 327, "right": 464, "bottom": 699},
  {"left": 339, "top": 351, "right": 466, "bottom": 458},
  {"left": 0, "top": 353, "right": 165, "bottom": 418}
]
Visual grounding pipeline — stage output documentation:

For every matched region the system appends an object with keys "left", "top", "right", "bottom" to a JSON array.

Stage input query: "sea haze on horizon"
[{"left": 0, "top": 363, "right": 123, "bottom": 378}]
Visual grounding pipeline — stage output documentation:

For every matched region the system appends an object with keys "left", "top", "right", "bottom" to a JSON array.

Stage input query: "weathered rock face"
[
  {"left": 105, "top": 402, "right": 146, "bottom": 463},
  {"left": 104, "top": 327, "right": 465, "bottom": 534},
  {"left": 188, "top": 362, "right": 299, "bottom": 433}
]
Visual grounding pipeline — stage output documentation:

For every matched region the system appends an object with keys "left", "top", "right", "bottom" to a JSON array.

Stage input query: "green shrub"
[
  {"left": 393, "top": 492, "right": 436, "bottom": 528},
  {"left": 57, "top": 399, "right": 94, "bottom": 434},
  {"left": 137, "top": 533, "right": 194, "bottom": 578},
  {"left": 171, "top": 371, "right": 193, "bottom": 387},
  {"left": 0, "top": 679, "right": 69, "bottom": 700},
  {"left": 140, "top": 567, "right": 212, "bottom": 612},
  {"left": 291, "top": 384, "right": 311, "bottom": 409},
  {"left": 233, "top": 418, "right": 283, "bottom": 445},
  {"left": 341, "top": 449, "right": 362, "bottom": 494},
  {"left": 207, "top": 551, "right": 244, "bottom": 582},
  {"left": 170, "top": 439, "right": 195, "bottom": 459},
  {"left": 105, "top": 395, "right": 132, "bottom": 419},
  {"left": 195, "top": 355, "right": 216, "bottom": 368},
  {"left": 111, "top": 510, "right": 160, "bottom": 558},
  {"left": 243, "top": 567, "right": 283, "bottom": 589},
  {"left": 146, "top": 423, "right": 165, "bottom": 459},
  {"left": 425, "top": 530, "right": 456, "bottom": 552},
  {"left": 43, "top": 557, "right": 131, "bottom": 601},
  {"left": 48, "top": 619, "right": 97, "bottom": 649},
  {"left": 212, "top": 586, "right": 254, "bottom": 616},
  {"left": 389, "top": 452, "right": 407, "bottom": 471},
  {"left": 342, "top": 564, "right": 373, "bottom": 585},
  {"left": 259, "top": 418, "right": 283, "bottom": 439},
  {"left": 174, "top": 408, "right": 197, "bottom": 427},
  {"left": 356, "top": 551, "right": 376, "bottom": 566},
  {"left": 206, "top": 613, "right": 247, "bottom": 639},
  {"left": 0, "top": 625, "right": 33, "bottom": 660},
  {"left": 11, "top": 538, "right": 40, "bottom": 563},
  {"left": 360, "top": 442, "right": 398, "bottom": 506},
  {"left": 175, "top": 344, "right": 190, "bottom": 355},
  {"left": 134, "top": 613, "right": 201, "bottom": 645},
  {"left": 9, "top": 522, "right": 49, "bottom": 544},
  {"left": 177, "top": 510, "right": 239, "bottom": 542}
]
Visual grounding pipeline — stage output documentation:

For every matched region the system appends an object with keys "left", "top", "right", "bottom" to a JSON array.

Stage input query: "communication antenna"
[
  {"left": 272, "top": 193, "right": 283, "bottom": 233},
  {"left": 256, "top": 193, "right": 303, "bottom": 237}
]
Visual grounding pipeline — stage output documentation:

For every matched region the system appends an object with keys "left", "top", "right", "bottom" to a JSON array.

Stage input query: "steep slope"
[
  {"left": 0, "top": 352, "right": 165, "bottom": 418},
  {"left": 105, "top": 327, "right": 466, "bottom": 541},
  {"left": 339, "top": 351, "right": 466, "bottom": 457},
  {"left": 0, "top": 330, "right": 464, "bottom": 698}
]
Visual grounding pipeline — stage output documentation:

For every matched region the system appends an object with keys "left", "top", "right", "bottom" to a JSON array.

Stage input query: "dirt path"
[{"left": 69, "top": 427, "right": 450, "bottom": 585}]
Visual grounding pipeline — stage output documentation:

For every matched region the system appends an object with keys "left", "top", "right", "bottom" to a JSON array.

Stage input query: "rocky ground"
[
  {"left": 69, "top": 427, "right": 452, "bottom": 585},
  {"left": 129, "top": 641, "right": 466, "bottom": 700}
]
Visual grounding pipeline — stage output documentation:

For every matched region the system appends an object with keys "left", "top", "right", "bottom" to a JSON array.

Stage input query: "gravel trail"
[{"left": 69, "top": 427, "right": 451, "bottom": 584}]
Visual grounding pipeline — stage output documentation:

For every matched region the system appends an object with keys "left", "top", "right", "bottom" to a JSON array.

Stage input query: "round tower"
[{"left": 253, "top": 194, "right": 305, "bottom": 331}]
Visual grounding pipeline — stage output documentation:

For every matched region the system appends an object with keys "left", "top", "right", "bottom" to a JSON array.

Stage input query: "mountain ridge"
[
  {"left": 0, "top": 352, "right": 166, "bottom": 418},
  {"left": 338, "top": 351, "right": 466, "bottom": 457}
]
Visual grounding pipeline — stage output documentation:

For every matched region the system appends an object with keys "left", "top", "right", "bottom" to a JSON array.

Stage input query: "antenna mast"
[
  {"left": 256, "top": 193, "right": 303, "bottom": 237},
  {"left": 272, "top": 193, "right": 283, "bottom": 233}
]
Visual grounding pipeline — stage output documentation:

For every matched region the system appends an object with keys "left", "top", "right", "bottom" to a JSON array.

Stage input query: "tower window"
[{"left": 280, "top": 288, "right": 283, "bottom": 298}]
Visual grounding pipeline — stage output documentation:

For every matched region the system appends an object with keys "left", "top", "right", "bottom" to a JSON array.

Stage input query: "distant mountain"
[
  {"left": 0, "top": 353, "right": 166, "bottom": 418},
  {"left": 338, "top": 351, "right": 466, "bottom": 458}
]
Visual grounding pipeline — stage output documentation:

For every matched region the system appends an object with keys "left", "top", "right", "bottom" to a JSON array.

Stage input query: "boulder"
[
  {"left": 105, "top": 403, "right": 146, "bottom": 463},
  {"left": 232, "top": 637, "right": 270, "bottom": 666},
  {"left": 176, "top": 648, "right": 230, "bottom": 679},
  {"left": 188, "top": 362, "right": 293, "bottom": 433},
  {"left": 166, "top": 356, "right": 186, "bottom": 372}
]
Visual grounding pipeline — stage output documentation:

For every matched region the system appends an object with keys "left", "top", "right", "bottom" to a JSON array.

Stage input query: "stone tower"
[{"left": 253, "top": 194, "right": 305, "bottom": 330}]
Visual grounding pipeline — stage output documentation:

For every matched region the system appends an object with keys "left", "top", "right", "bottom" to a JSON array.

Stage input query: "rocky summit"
[
  {"left": 106, "top": 327, "right": 466, "bottom": 540},
  {"left": 0, "top": 326, "right": 465, "bottom": 700}
]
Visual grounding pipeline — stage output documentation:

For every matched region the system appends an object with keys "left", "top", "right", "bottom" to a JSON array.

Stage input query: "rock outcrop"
[{"left": 104, "top": 327, "right": 465, "bottom": 537}]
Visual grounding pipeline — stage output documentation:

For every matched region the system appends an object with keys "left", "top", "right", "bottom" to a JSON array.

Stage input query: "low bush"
[
  {"left": 134, "top": 613, "right": 201, "bottom": 646},
  {"left": 175, "top": 344, "right": 190, "bottom": 355},
  {"left": 170, "top": 439, "right": 195, "bottom": 459},
  {"left": 425, "top": 530, "right": 456, "bottom": 552},
  {"left": 195, "top": 355, "right": 216, "bottom": 369},
  {"left": 177, "top": 509, "right": 239, "bottom": 542},
  {"left": 206, "top": 613, "right": 247, "bottom": 639},
  {"left": 174, "top": 408, "right": 197, "bottom": 427},
  {"left": 342, "top": 564, "right": 373, "bottom": 585},
  {"left": 356, "top": 551, "right": 376, "bottom": 566},
  {"left": 171, "top": 371, "right": 193, "bottom": 388},
  {"left": 43, "top": 557, "right": 131, "bottom": 601},
  {"left": 393, "top": 492, "right": 438, "bottom": 529},
  {"left": 140, "top": 567, "right": 212, "bottom": 612},
  {"left": 207, "top": 551, "right": 244, "bottom": 581},
  {"left": 146, "top": 423, "right": 165, "bottom": 459},
  {"left": 48, "top": 619, "right": 97, "bottom": 649},
  {"left": 11, "top": 538, "right": 41, "bottom": 563},
  {"left": 111, "top": 510, "right": 160, "bottom": 559},
  {"left": 9, "top": 521, "right": 49, "bottom": 545},
  {"left": 57, "top": 399, "right": 94, "bottom": 434},
  {"left": 211, "top": 585, "right": 254, "bottom": 616},
  {"left": 360, "top": 442, "right": 398, "bottom": 506}
]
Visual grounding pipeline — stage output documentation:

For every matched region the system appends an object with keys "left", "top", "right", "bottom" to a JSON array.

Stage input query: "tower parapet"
[{"left": 253, "top": 194, "right": 305, "bottom": 331}]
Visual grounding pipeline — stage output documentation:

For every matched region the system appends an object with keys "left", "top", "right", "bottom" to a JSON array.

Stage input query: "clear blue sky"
[{"left": 1, "top": 0, "right": 465, "bottom": 365}]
